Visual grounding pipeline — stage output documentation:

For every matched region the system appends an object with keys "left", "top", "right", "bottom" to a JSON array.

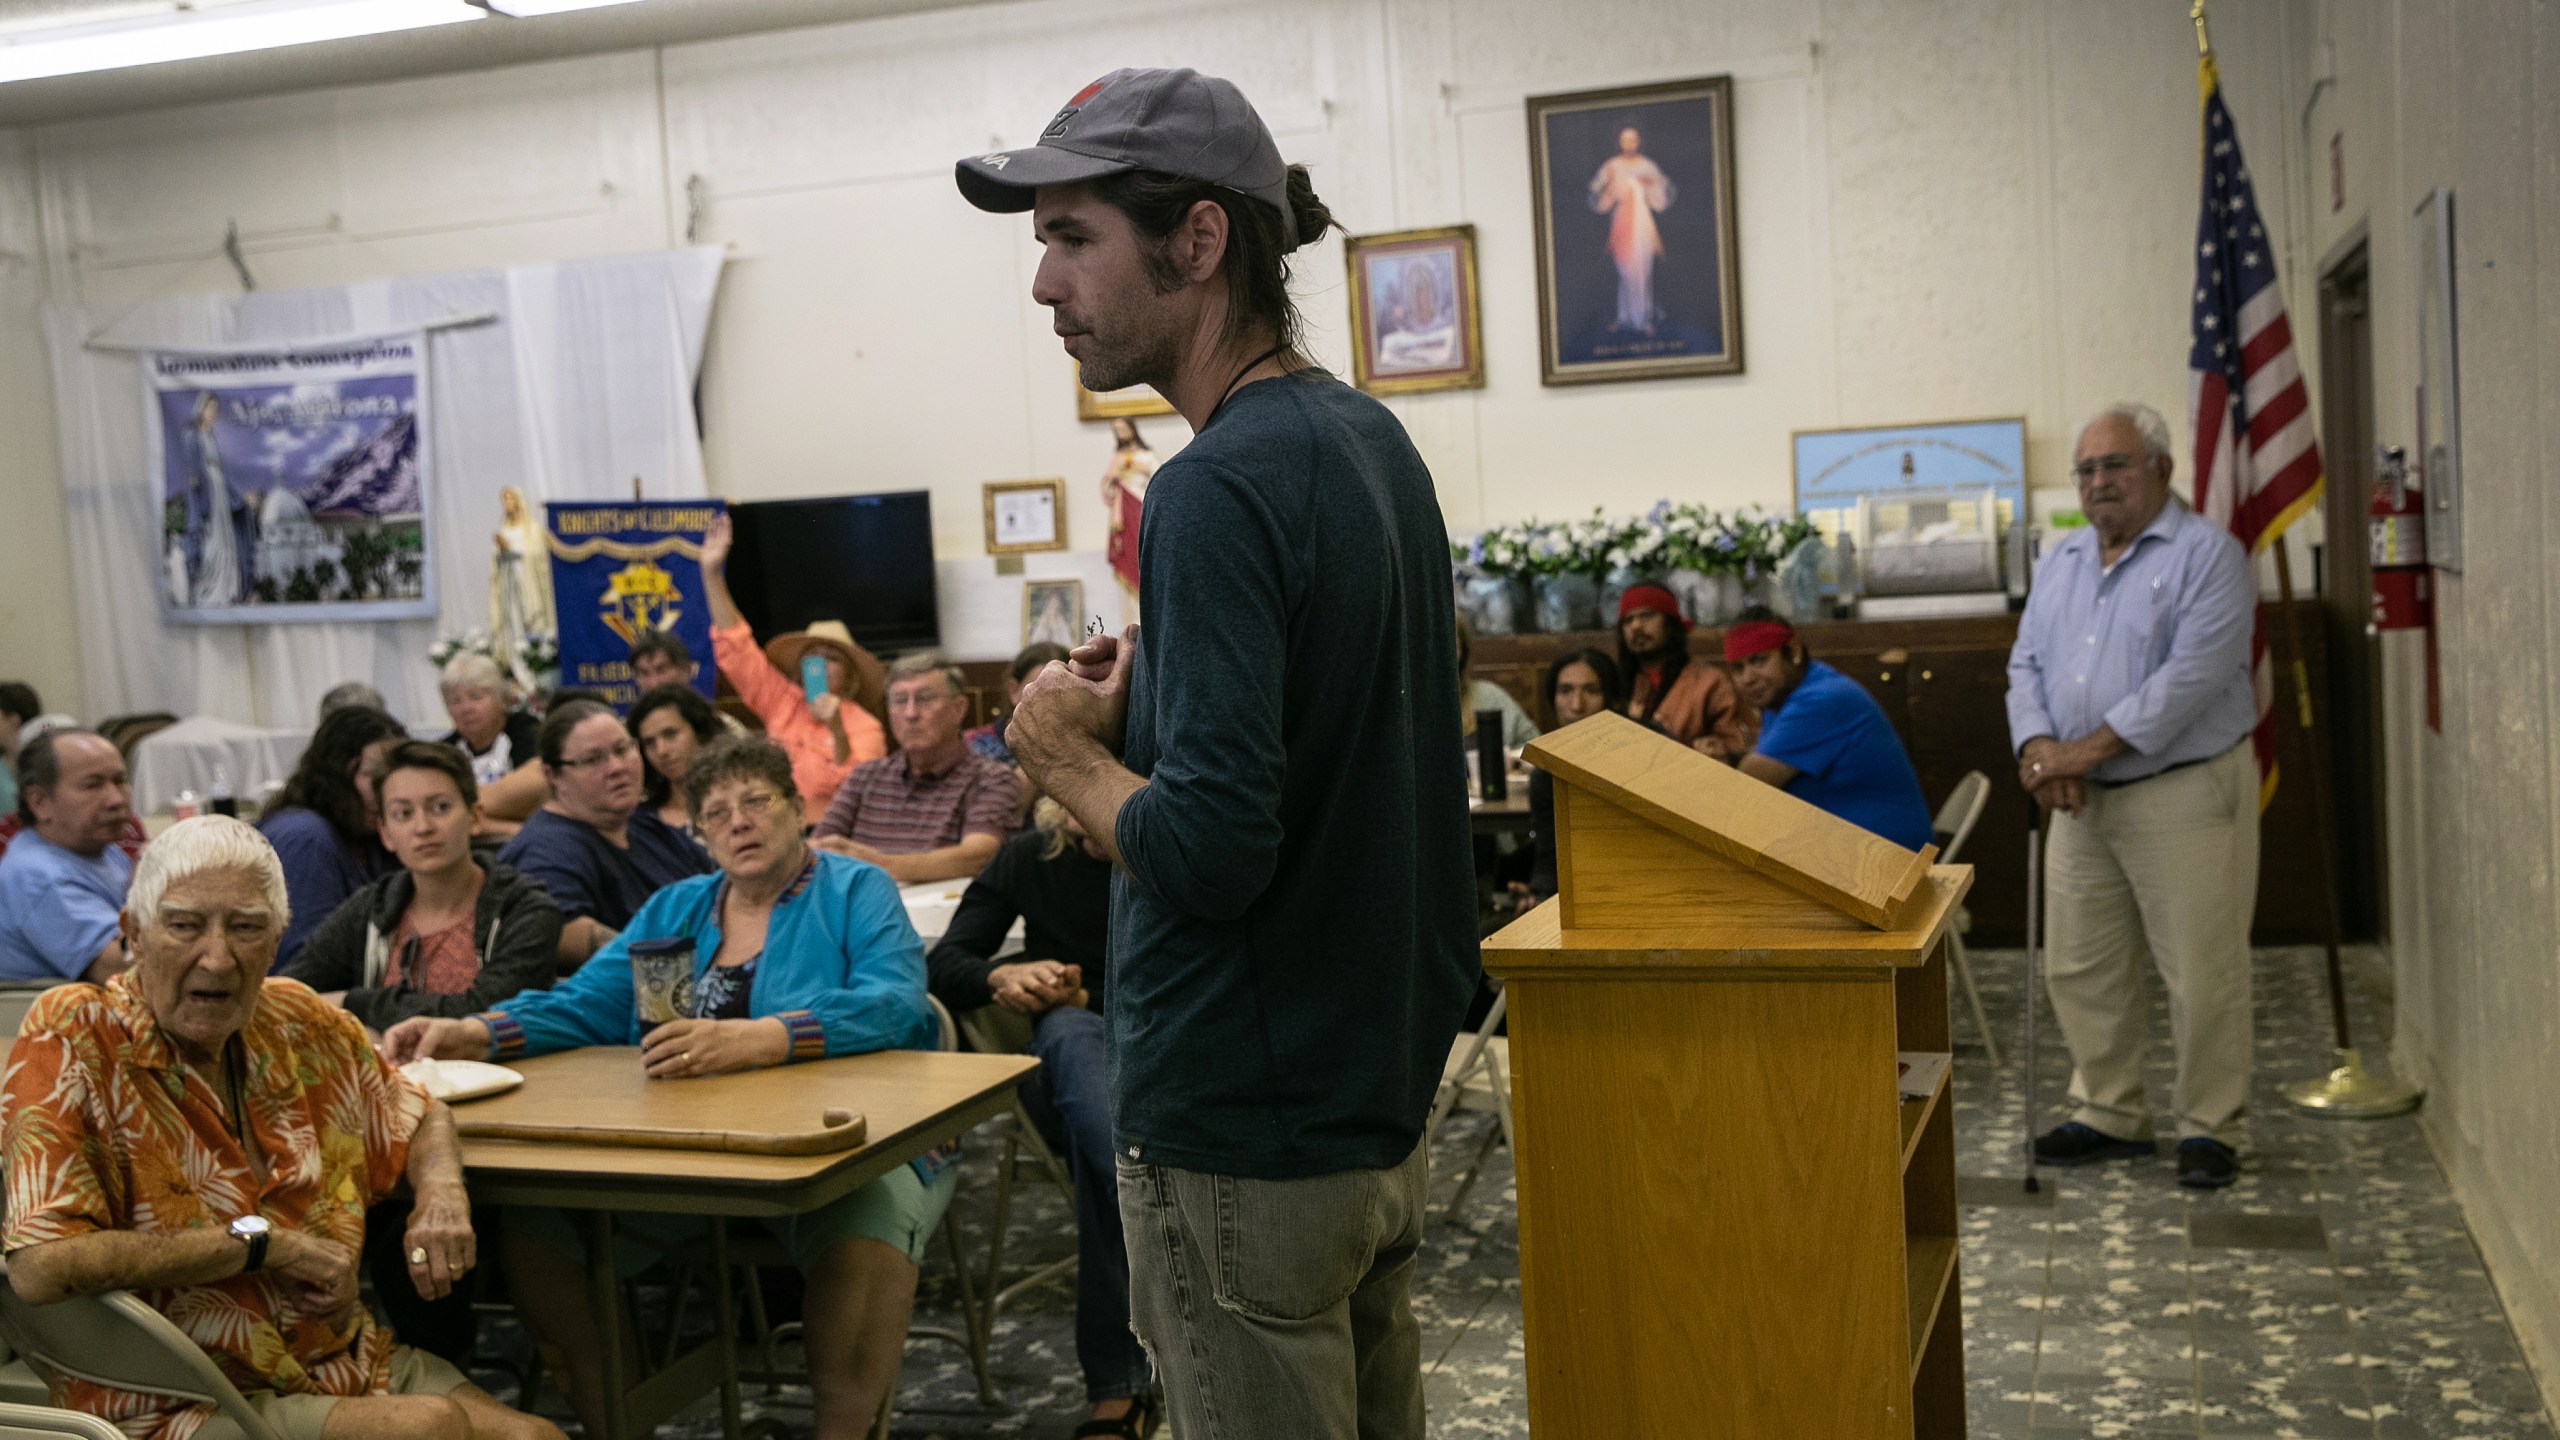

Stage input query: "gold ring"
[
  {"left": 683, "top": 1052, "right": 693, "bottom": 1063},
  {"left": 409, "top": 1247, "right": 427, "bottom": 1265}
]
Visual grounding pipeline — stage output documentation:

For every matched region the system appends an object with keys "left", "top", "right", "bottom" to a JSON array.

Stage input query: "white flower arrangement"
[{"left": 1454, "top": 499, "right": 1819, "bottom": 584}]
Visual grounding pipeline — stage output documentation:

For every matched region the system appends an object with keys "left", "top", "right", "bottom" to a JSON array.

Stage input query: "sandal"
[{"left": 1071, "top": 1394, "right": 1159, "bottom": 1438}]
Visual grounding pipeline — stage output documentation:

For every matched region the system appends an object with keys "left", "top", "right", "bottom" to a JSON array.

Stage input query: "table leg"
[
  {"left": 710, "top": 1217, "right": 743, "bottom": 1440},
  {"left": 584, "top": 1210, "right": 630, "bottom": 1440}
]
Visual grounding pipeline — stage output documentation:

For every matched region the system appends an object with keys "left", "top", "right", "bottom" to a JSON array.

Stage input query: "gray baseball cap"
[{"left": 956, "top": 66, "right": 1301, "bottom": 251}]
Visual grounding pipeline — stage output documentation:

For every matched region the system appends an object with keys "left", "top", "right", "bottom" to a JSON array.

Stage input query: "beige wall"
[
  {"left": 2291, "top": 0, "right": 2560, "bottom": 1402},
  {"left": 0, "top": 0, "right": 2313, "bottom": 691},
  {"left": 0, "top": 0, "right": 2551, "bottom": 1396}
]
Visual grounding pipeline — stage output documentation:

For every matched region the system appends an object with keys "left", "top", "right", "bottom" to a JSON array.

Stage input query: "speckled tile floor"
[{"left": 462, "top": 944, "right": 2553, "bottom": 1438}]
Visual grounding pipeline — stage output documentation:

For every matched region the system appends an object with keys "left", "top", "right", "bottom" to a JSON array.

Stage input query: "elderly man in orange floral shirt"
[{"left": 2, "top": 815, "right": 562, "bottom": 1440}]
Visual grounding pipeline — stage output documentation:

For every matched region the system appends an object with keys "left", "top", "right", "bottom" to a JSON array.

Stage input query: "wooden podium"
[{"left": 1481, "top": 712, "right": 1973, "bottom": 1438}]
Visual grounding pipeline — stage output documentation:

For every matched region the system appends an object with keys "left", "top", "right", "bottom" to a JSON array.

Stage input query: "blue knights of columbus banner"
[{"left": 544, "top": 500, "right": 723, "bottom": 709}]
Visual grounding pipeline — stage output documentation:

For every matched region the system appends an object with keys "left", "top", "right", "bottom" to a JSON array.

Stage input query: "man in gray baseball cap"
[{"left": 959, "top": 67, "right": 1478, "bottom": 1440}]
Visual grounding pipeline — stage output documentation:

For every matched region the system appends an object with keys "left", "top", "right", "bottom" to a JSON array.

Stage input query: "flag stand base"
[{"left": 2283, "top": 1047, "right": 2423, "bottom": 1118}]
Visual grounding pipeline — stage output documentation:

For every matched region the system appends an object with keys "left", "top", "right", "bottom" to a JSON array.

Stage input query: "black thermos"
[{"left": 1475, "top": 709, "right": 1508, "bottom": 801}]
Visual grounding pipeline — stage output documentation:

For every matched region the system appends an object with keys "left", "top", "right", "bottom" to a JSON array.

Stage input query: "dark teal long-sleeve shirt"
[{"left": 1110, "top": 368, "right": 1478, "bottom": 1180}]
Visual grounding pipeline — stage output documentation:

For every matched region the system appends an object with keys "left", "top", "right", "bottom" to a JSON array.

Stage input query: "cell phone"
[{"left": 801, "top": 654, "right": 829, "bottom": 703}]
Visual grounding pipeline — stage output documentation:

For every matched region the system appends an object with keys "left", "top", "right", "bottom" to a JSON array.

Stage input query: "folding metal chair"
[
  {"left": 1427, "top": 986, "right": 1513, "bottom": 1221},
  {"left": 0, "top": 983, "right": 63, "bottom": 1042},
  {"left": 0, "top": 1402, "right": 125, "bottom": 1440},
  {"left": 0, "top": 1263, "right": 282, "bottom": 1440},
  {"left": 947, "top": 1004, "right": 1079, "bottom": 1398},
  {"left": 1932, "top": 771, "right": 2002, "bottom": 1067}
]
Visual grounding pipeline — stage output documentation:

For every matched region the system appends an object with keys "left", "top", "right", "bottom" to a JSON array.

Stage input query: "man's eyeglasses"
[
  {"left": 698, "top": 790, "right": 785, "bottom": 831},
  {"left": 2070, "top": 453, "right": 2143, "bottom": 482},
  {"left": 557, "top": 738, "right": 638, "bottom": 771},
  {"left": 886, "top": 690, "right": 955, "bottom": 713}
]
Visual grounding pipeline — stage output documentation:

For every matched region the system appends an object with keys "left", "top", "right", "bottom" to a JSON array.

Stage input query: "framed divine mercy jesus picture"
[{"left": 1527, "top": 75, "right": 1743, "bottom": 386}]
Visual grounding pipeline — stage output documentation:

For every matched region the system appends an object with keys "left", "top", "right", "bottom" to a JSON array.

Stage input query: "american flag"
[{"left": 2187, "top": 53, "right": 2321, "bottom": 808}]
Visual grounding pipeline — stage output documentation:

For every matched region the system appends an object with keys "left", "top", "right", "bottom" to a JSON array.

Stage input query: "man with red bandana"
[
  {"left": 1723, "top": 606, "right": 1934, "bottom": 850},
  {"left": 1614, "top": 583, "right": 1753, "bottom": 758}
]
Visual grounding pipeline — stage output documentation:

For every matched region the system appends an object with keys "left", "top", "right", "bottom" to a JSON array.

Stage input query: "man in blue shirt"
[
  {"left": 1726, "top": 610, "right": 1933, "bottom": 851},
  {"left": 2008, "top": 402, "right": 2259, "bottom": 1190},
  {"left": 0, "top": 730, "right": 137, "bottom": 983}
]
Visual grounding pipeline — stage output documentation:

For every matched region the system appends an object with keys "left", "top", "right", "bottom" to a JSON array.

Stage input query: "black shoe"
[
  {"left": 2177, "top": 1138, "right": 2239, "bottom": 1189},
  {"left": 1073, "top": 1395, "right": 1159, "bottom": 1438},
  {"left": 2032, "top": 1121, "right": 2157, "bottom": 1166}
]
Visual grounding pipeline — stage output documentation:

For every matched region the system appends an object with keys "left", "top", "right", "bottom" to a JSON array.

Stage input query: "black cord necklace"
[{"left": 1205, "top": 343, "right": 1290, "bottom": 426}]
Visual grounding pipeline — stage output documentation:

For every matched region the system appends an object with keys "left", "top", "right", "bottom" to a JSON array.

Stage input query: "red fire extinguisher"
[{"left": 2369, "top": 444, "right": 2429, "bottom": 633}]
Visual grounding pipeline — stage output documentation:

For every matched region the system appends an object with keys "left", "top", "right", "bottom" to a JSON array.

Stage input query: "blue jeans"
[{"left": 1017, "top": 1005, "right": 1152, "bottom": 1402}]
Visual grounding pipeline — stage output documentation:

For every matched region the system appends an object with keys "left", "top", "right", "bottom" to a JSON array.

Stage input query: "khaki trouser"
[{"left": 2043, "top": 739, "right": 2259, "bottom": 1144}]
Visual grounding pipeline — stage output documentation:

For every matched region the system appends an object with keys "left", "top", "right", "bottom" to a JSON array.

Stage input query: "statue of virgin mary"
[{"left": 489, "top": 486, "right": 554, "bottom": 688}]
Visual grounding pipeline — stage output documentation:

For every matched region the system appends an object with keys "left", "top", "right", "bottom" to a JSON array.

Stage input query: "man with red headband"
[
  {"left": 1724, "top": 607, "right": 1933, "bottom": 850},
  {"left": 1615, "top": 584, "right": 1752, "bottom": 758}
]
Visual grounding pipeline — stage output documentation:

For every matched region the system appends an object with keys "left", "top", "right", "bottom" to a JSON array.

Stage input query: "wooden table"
[{"left": 458, "top": 1047, "right": 1037, "bottom": 1440}]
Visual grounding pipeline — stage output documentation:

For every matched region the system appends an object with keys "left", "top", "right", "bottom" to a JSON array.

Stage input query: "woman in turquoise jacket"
[{"left": 385, "top": 735, "right": 951, "bottom": 1438}]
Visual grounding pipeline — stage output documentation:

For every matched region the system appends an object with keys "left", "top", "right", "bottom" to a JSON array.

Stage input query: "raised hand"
[{"left": 701, "top": 511, "right": 733, "bottom": 572}]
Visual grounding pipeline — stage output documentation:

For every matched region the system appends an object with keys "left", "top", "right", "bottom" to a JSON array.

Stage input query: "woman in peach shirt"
[{"left": 698, "top": 513, "right": 886, "bottom": 807}]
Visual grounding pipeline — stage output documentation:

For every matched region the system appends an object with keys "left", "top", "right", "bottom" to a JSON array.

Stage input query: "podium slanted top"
[{"left": 1526, "top": 711, "right": 1937, "bottom": 931}]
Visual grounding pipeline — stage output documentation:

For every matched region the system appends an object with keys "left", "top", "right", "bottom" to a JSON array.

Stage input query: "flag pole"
[
  {"left": 2266, "top": 546, "right": 2416, "bottom": 1116},
  {"left": 2190, "top": 0, "right": 2416, "bottom": 1117}
]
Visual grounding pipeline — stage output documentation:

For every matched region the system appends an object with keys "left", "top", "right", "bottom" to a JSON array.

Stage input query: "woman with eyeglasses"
[
  {"left": 494, "top": 698, "right": 713, "bottom": 973},
  {"left": 385, "top": 736, "right": 950, "bottom": 1437}
]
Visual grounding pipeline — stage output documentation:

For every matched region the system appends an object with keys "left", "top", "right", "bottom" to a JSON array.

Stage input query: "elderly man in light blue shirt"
[{"left": 2007, "top": 402, "right": 2259, "bottom": 1190}]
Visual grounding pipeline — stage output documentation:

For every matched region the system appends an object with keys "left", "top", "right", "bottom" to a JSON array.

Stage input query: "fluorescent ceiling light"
[
  {"left": 0, "top": 0, "right": 485, "bottom": 84},
  {"left": 475, "top": 0, "right": 648, "bottom": 14}
]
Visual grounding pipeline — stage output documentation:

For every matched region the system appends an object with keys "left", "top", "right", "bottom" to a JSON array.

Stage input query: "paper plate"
[{"left": 401, "top": 1057, "right": 525, "bottom": 1104}]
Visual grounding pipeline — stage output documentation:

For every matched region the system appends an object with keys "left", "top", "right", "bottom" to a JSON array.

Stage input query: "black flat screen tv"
[{"left": 723, "top": 491, "right": 939, "bottom": 656}]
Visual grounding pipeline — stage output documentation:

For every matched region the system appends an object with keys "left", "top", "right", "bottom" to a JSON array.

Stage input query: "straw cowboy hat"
[{"left": 764, "top": 620, "right": 887, "bottom": 722}]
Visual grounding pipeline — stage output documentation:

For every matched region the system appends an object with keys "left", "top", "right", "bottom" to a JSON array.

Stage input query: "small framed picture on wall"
[
  {"left": 984, "top": 479, "right": 1067, "bottom": 554},
  {"left": 1074, "top": 361, "right": 1176, "bottom": 421},
  {"left": 1023, "top": 578, "right": 1083, "bottom": 649},
  {"left": 1344, "top": 225, "right": 1486, "bottom": 396},
  {"left": 1526, "top": 75, "right": 1743, "bottom": 385}
]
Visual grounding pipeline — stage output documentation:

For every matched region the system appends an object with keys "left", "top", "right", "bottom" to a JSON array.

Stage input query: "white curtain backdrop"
[{"left": 44, "top": 247, "right": 723, "bottom": 732}]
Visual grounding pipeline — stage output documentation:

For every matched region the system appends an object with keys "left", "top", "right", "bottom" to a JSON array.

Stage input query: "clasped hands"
[
  {"left": 1008, "top": 624, "right": 1136, "bottom": 785},
  {"left": 2018, "top": 735, "right": 2106, "bottom": 815},
  {"left": 988, "top": 959, "right": 1085, "bottom": 1015}
]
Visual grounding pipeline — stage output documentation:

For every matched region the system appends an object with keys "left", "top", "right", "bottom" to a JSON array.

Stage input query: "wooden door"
[{"left": 2315, "top": 242, "right": 2386, "bottom": 940}]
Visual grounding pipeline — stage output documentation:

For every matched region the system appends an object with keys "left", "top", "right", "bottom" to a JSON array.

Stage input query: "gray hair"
[
  {"left": 125, "top": 814, "right": 291, "bottom": 930},
  {"left": 885, "top": 650, "right": 965, "bottom": 698},
  {"left": 682, "top": 735, "right": 802, "bottom": 822},
  {"left": 438, "top": 651, "right": 513, "bottom": 700},
  {"left": 2088, "top": 402, "right": 2177, "bottom": 473},
  {"left": 318, "top": 681, "right": 386, "bottom": 721}
]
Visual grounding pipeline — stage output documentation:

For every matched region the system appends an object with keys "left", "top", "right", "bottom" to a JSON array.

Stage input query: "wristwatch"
[{"left": 228, "top": 1215, "right": 272, "bottom": 1273}]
